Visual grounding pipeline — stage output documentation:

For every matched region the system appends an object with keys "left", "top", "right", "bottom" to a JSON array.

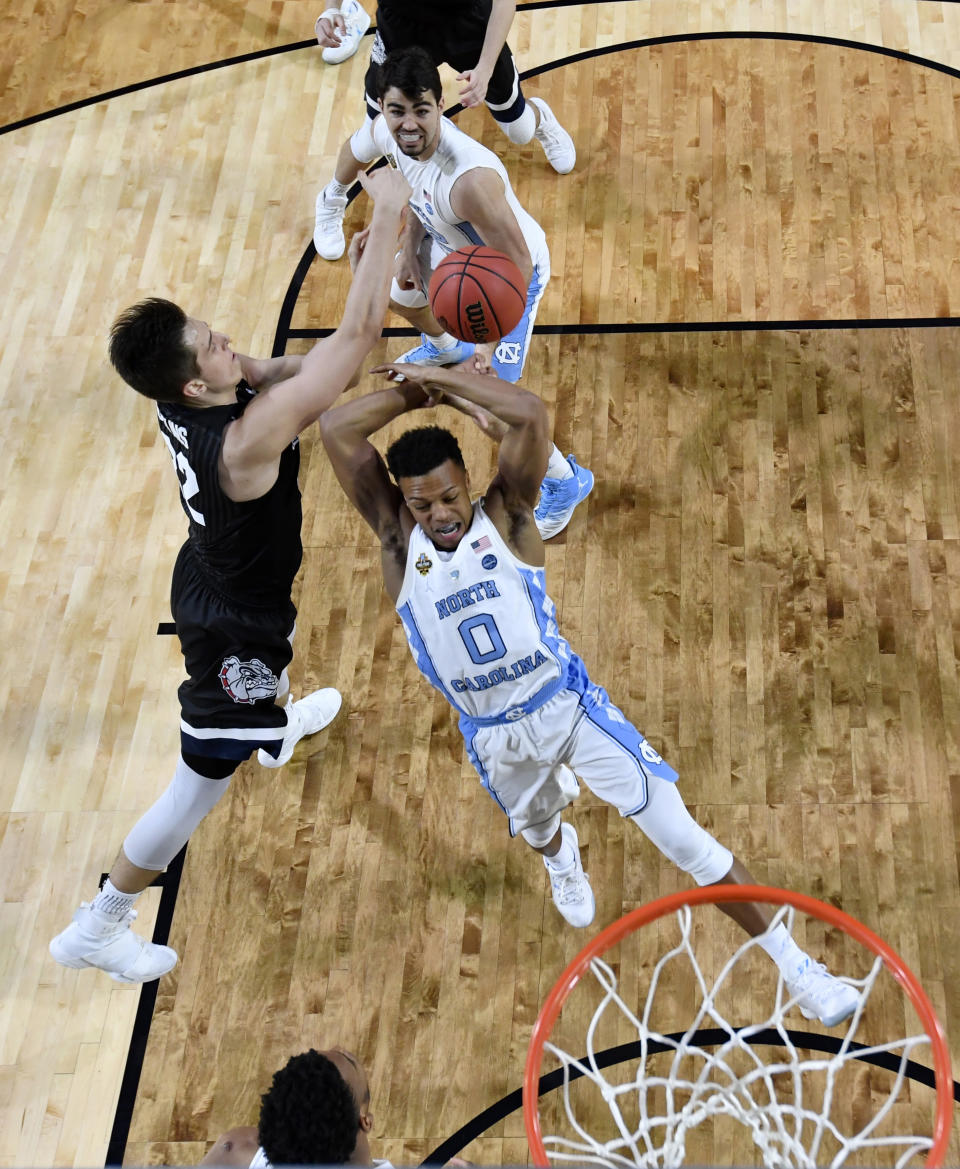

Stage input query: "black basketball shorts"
[
  {"left": 171, "top": 550, "right": 297, "bottom": 762},
  {"left": 365, "top": 4, "right": 522, "bottom": 118}
]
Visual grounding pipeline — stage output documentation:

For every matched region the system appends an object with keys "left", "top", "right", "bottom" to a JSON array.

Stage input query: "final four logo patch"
[{"left": 415, "top": 552, "right": 433, "bottom": 576}]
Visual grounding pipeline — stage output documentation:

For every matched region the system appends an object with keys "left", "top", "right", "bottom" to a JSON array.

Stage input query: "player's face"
[
  {"left": 379, "top": 86, "right": 443, "bottom": 160},
  {"left": 399, "top": 460, "right": 474, "bottom": 549},
  {"left": 184, "top": 318, "right": 243, "bottom": 393},
  {"left": 322, "top": 1047, "right": 371, "bottom": 1112}
]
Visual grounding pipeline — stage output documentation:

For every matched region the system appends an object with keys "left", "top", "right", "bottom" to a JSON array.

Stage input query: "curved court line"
[
  {"left": 6, "top": 14, "right": 960, "bottom": 137},
  {"left": 0, "top": 0, "right": 592, "bottom": 135},
  {"left": 422, "top": 1029, "right": 960, "bottom": 1164},
  {"left": 271, "top": 30, "right": 960, "bottom": 357}
]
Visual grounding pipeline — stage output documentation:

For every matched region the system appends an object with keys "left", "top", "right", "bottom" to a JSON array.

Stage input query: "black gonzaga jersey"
[{"left": 157, "top": 381, "right": 302, "bottom": 608}]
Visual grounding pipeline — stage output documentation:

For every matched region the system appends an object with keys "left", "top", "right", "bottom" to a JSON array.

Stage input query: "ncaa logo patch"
[
  {"left": 481, "top": 554, "right": 497, "bottom": 570},
  {"left": 219, "top": 655, "right": 279, "bottom": 704}
]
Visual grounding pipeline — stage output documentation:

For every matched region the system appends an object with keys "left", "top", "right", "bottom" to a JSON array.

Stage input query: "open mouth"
[{"left": 433, "top": 521, "right": 461, "bottom": 544}]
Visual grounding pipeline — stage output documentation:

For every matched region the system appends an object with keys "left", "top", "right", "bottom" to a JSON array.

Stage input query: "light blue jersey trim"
[
  {"left": 576, "top": 676, "right": 679, "bottom": 814},
  {"left": 460, "top": 723, "right": 512, "bottom": 822},
  {"left": 492, "top": 262, "right": 546, "bottom": 383},
  {"left": 515, "top": 562, "right": 570, "bottom": 668},
  {"left": 397, "top": 600, "right": 464, "bottom": 712}
]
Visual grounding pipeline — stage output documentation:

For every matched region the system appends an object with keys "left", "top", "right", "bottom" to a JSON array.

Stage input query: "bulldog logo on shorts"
[{"left": 219, "top": 655, "right": 279, "bottom": 704}]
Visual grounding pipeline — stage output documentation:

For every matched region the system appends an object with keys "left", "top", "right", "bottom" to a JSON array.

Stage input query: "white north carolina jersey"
[
  {"left": 396, "top": 501, "right": 573, "bottom": 720},
  {"left": 351, "top": 116, "right": 549, "bottom": 269}
]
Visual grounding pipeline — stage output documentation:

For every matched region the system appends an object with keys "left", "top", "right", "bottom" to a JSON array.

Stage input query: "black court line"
[
  {"left": 422, "top": 1029, "right": 960, "bottom": 1164},
  {"left": 7, "top": 14, "right": 960, "bottom": 137},
  {"left": 0, "top": 0, "right": 571, "bottom": 136},
  {"left": 279, "top": 316, "right": 960, "bottom": 343},
  {"left": 104, "top": 845, "right": 188, "bottom": 1165}
]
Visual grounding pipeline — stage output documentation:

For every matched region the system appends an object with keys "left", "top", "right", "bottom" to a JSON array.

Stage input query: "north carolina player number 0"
[{"left": 458, "top": 613, "right": 506, "bottom": 665}]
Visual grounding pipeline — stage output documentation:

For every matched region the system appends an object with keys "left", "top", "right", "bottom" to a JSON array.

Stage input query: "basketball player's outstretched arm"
[
  {"left": 321, "top": 380, "right": 438, "bottom": 596},
  {"left": 457, "top": 0, "right": 517, "bottom": 107},
  {"left": 219, "top": 168, "right": 410, "bottom": 500},
  {"left": 449, "top": 168, "right": 532, "bottom": 286}
]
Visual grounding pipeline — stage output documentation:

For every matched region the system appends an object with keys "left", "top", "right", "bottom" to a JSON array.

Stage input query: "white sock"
[
  {"left": 325, "top": 179, "right": 349, "bottom": 201},
  {"left": 425, "top": 331, "right": 460, "bottom": 351},
  {"left": 546, "top": 444, "right": 573, "bottom": 480},
  {"left": 755, "top": 922, "right": 808, "bottom": 975},
  {"left": 91, "top": 878, "right": 139, "bottom": 922},
  {"left": 545, "top": 836, "right": 576, "bottom": 871}
]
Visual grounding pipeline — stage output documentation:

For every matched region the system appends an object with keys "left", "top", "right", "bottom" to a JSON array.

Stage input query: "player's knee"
[
  {"left": 668, "top": 829, "right": 732, "bottom": 885},
  {"left": 496, "top": 102, "right": 536, "bottom": 145},
  {"left": 182, "top": 751, "right": 237, "bottom": 781},
  {"left": 630, "top": 810, "right": 732, "bottom": 885},
  {"left": 390, "top": 280, "right": 428, "bottom": 309},
  {"left": 520, "top": 812, "right": 562, "bottom": 850}
]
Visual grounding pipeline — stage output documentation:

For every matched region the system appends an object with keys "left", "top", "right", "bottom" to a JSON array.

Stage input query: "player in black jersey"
[
  {"left": 312, "top": 0, "right": 576, "bottom": 261},
  {"left": 49, "top": 166, "right": 412, "bottom": 984}
]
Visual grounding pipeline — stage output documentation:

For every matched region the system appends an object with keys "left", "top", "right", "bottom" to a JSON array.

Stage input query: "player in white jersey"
[
  {"left": 319, "top": 361, "right": 861, "bottom": 1028},
  {"left": 314, "top": 2, "right": 575, "bottom": 257},
  {"left": 322, "top": 47, "right": 550, "bottom": 382}
]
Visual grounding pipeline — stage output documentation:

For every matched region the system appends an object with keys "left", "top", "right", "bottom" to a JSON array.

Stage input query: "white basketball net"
[{"left": 538, "top": 905, "right": 937, "bottom": 1168}]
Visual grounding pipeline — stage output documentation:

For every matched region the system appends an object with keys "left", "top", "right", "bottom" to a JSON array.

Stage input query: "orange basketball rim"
[{"left": 524, "top": 885, "right": 953, "bottom": 1167}]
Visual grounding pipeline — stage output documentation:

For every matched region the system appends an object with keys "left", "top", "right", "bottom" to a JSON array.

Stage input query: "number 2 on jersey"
[{"left": 159, "top": 430, "right": 206, "bottom": 526}]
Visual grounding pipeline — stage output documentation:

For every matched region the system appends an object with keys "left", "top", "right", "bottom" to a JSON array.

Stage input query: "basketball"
[{"left": 428, "top": 246, "right": 526, "bottom": 345}]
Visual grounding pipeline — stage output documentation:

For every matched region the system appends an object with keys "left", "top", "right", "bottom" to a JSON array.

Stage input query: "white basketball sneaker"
[
  {"left": 258, "top": 687, "right": 342, "bottom": 768},
  {"left": 544, "top": 822, "right": 596, "bottom": 928},
  {"left": 319, "top": 0, "right": 371, "bottom": 65},
  {"left": 314, "top": 188, "right": 348, "bottom": 261},
  {"left": 49, "top": 904, "right": 178, "bottom": 983},
  {"left": 784, "top": 958, "right": 860, "bottom": 1026},
  {"left": 530, "top": 97, "right": 576, "bottom": 174}
]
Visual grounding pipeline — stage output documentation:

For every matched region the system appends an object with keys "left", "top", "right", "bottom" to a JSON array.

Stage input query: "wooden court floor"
[{"left": 2, "top": 1, "right": 960, "bottom": 1165}]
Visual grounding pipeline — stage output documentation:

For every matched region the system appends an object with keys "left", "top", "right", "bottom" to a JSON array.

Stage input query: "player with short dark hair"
[
  {"left": 385, "top": 423, "right": 465, "bottom": 479},
  {"left": 314, "top": 0, "right": 575, "bottom": 258},
  {"left": 317, "top": 360, "right": 862, "bottom": 1029},
  {"left": 48, "top": 167, "right": 412, "bottom": 985},
  {"left": 200, "top": 1047, "right": 377, "bottom": 1167},
  {"left": 108, "top": 298, "right": 201, "bottom": 402}
]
